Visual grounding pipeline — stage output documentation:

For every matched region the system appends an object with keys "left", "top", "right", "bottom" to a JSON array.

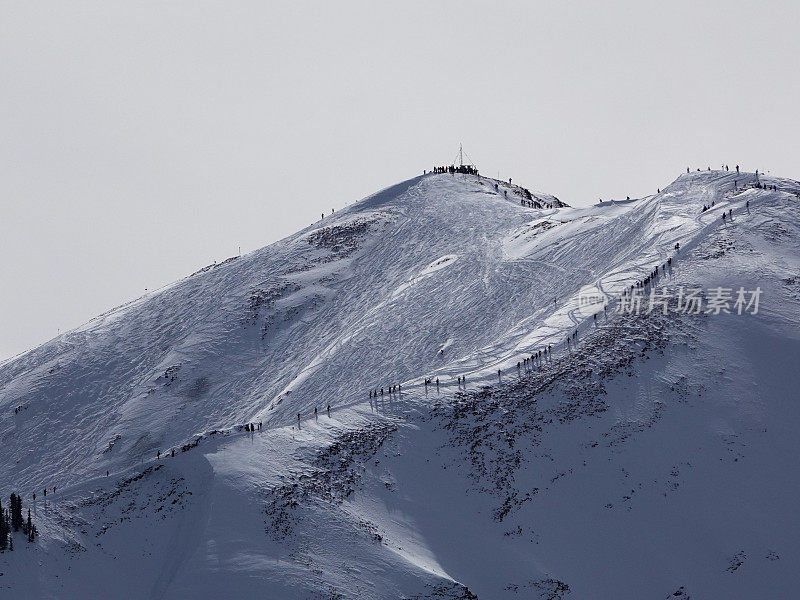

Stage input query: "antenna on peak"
[
  {"left": 432, "top": 146, "right": 478, "bottom": 176},
  {"left": 452, "top": 143, "right": 475, "bottom": 169}
]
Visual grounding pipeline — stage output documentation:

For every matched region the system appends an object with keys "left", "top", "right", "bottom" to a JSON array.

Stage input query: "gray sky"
[{"left": 1, "top": 1, "right": 798, "bottom": 360}]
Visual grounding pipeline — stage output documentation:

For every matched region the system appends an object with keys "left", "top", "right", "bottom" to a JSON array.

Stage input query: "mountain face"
[{"left": 1, "top": 170, "right": 799, "bottom": 599}]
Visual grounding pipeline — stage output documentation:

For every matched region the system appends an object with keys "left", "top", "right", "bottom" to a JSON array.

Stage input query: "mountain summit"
[{"left": 2, "top": 169, "right": 799, "bottom": 599}]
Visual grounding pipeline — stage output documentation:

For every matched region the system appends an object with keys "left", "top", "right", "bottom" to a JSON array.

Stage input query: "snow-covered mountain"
[{"left": 1, "top": 169, "right": 799, "bottom": 599}]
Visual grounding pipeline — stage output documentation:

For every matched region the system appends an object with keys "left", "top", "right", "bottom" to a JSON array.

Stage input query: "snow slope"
[{"left": 1, "top": 169, "right": 799, "bottom": 599}]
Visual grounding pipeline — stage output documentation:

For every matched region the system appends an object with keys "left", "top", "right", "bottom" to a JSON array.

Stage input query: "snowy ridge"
[{"left": 2, "top": 169, "right": 800, "bottom": 598}]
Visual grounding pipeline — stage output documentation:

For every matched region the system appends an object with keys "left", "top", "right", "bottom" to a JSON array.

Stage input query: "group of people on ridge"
[{"left": 431, "top": 164, "right": 478, "bottom": 175}]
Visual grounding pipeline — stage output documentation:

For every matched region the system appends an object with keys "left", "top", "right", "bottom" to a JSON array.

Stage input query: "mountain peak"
[{"left": 2, "top": 169, "right": 800, "bottom": 599}]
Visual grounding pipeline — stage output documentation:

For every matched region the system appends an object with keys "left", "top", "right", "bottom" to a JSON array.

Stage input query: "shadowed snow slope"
[{"left": 1, "top": 170, "right": 799, "bottom": 599}]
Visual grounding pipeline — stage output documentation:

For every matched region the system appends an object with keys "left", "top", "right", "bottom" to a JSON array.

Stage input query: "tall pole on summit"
[{"left": 459, "top": 143, "right": 464, "bottom": 167}]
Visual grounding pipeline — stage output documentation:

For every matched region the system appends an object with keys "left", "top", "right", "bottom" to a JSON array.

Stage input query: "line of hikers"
[
  {"left": 620, "top": 246, "right": 681, "bottom": 300},
  {"left": 17, "top": 486, "right": 60, "bottom": 506},
  {"left": 688, "top": 165, "right": 740, "bottom": 173},
  {"left": 296, "top": 405, "right": 331, "bottom": 424},
  {"left": 36, "top": 487, "right": 56, "bottom": 500},
  {"left": 516, "top": 346, "right": 553, "bottom": 370},
  {"left": 684, "top": 165, "right": 780, "bottom": 184},
  {"left": 370, "top": 383, "right": 402, "bottom": 397},
  {"left": 495, "top": 344, "right": 555, "bottom": 380}
]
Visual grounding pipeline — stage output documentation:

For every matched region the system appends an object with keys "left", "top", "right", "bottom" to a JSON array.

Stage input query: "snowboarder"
[
  {"left": 327, "top": 404, "right": 331, "bottom": 416},
  {"left": 314, "top": 407, "right": 318, "bottom": 420}
]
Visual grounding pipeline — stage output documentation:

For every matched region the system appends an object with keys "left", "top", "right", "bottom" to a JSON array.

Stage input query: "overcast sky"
[{"left": 1, "top": 1, "right": 798, "bottom": 360}]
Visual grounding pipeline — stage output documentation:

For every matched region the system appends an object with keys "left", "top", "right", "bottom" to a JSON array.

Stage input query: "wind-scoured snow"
[{"left": 1, "top": 169, "right": 799, "bottom": 599}]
